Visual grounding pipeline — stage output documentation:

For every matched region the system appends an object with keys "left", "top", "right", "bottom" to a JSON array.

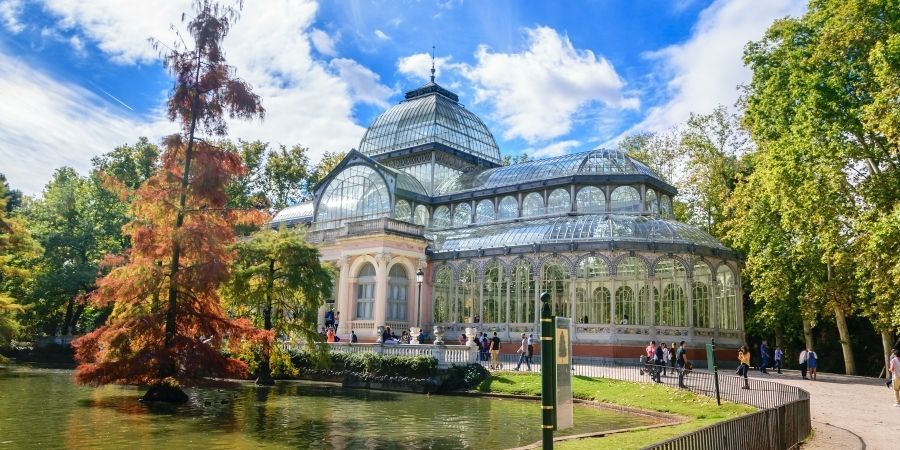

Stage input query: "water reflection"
[{"left": 0, "top": 367, "right": 657, "bottom": 449}]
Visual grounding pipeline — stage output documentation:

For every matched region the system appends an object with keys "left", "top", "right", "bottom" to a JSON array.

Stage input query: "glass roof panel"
[{"left": 271, "top": 201, "right": 314, "bottom": 225}]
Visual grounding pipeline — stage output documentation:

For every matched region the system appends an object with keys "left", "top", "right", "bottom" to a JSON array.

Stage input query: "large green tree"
[{"left": 0, "top": 179, "right": 40, "bottom": 346}]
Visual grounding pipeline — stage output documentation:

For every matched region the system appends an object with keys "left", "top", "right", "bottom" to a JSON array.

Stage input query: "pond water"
[{"left": 0, "top": 366, "right": 656, "bottom": 449}]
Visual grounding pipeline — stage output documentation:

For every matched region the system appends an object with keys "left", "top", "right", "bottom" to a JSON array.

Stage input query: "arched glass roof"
[
  {"left": 428, "top": 214, "right": 726, "bottom": 252},
  {"left": 434, "top": 148, "right": 663, "bottom": 195},
  {"left": 271, "top": 201, "right": 314, "bottom": 227},
  {"left": 358, "top": 82, "right": 501, "bottom": 164}
]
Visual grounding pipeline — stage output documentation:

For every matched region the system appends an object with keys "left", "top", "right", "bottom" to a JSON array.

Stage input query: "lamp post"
[{"left": 414, "top": 268, "right": 424, "bottom": 344}]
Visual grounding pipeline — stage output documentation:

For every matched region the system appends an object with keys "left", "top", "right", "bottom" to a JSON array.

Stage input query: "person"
[
  {"left": 334, "top": 311, "right": 340, "bottom": 330},
  {"left": 515, "top": 333, "right": 531, "bottom": 371},
  {"left": 737, "top": 345, "right": 751, "bottom": 389},
  {"left": 799, "top": 348, "right": 808, "bottom": 379},
  {"left": 381, "top": 327, "right": 391, "bottom": 343},
  {"left": 661, "top": 343, "right": 670, "bottom": 376},
  {"left": 644, "top": 340, "right": 656, "bottom": 379},
  {"left": 670, "top": 341, "right": 678, "bottom": 373},
  {"left": 653, "top": 342, "right": 664, "bottom": 382},
  {"left": 675, "top": 341, "right": 687, "bottom": 388},
  {"left": 526, "top": 334, "right": 535, "bottom": 367},
  {"left": 582, "top": 315, "right": 589, "bottom": 324},
  {"left": 889, "top": 349, "right": 900, "bottom": 407},
  {"left": 459, "top": 333, "right": 467, "bottom": 346},
  {"left": 350, "top": 330, "right": 358, "bottom": 343},
  {"left": 324, "top": 308, "right": 335, "bottom": 329},
  {"left": 326, "top": 328, "right": 335, "bottom": 343},
  {"left": 774, "top": 346, "right": 783, "bottom": 374},
  {"left": 417, "top": 329, "right": 426, "bottom": 344},
  {"left": 620, "top": 314, "right": 629, "bottom": 325},
  {"left": 490, "top": 332, "right": 502, "bottom": 370},
  {"left": 807, "top": 348, "right": 818, "bottom": 380},
  {"left": 475, "top": 332, "right": 484, "bottom": 355},
  {"left": 480, "top": 333, "right": 490, "bottom": 362},
  {"left": 759, "top": 340, "right": 770, "bottom": 374}
]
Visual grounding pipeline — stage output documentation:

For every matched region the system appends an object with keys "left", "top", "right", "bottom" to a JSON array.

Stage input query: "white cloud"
[
  {"left": 458, "top": 26, "right": 639, "bottom": 143},
  {"left": 0, "top": 0, "right": 24, "bottom": 33},
  {"left": 529, "top": 140, "right": 581, "bottom": 158},
  {"left": 630, "top": 0, "right": 806, "bottom": 134},
  {"left": 68, "top": 34, "right": 85, "bottom": 54},
  {"left": 373, "top": 29, "right": 389, "bottom": 40},
  {"left": 329, "top": 58, "right": 395, "bottom": 107},
  {"left": 396, "top": 52, "right": 454, "bottom": 82},
  {"left": 309, "top": 27, "right": 337, "bottom": 56}
]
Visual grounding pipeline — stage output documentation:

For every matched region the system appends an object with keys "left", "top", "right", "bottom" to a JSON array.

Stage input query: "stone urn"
[
  {"left": 410, "top": 326, "right": 421, "bottom": 344},
  {"left": 433, "top": 325, "right": 445, "bottom": 346},
  {"left": 464, "top": 327, "right": 478, "bottom": 348},
  {"left": 376, "top": 325, "right": 385, "bottom": 344}
]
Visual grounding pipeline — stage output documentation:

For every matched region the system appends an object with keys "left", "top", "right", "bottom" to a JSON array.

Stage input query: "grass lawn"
[{"left": 476, "top": 373, "right": 755, "bottom": 449}]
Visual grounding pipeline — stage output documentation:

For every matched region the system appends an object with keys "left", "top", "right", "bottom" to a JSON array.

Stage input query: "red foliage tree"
[{"left": 72, "top": 1, "right": 267, "bottom": 397}]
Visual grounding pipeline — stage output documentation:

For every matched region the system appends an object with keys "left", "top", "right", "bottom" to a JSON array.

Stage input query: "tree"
[
  {"left": 223, "top": 228, "right": 333, "bottom": 385},
  {"left": 0, "top": 180, "right": 40, "bottom": 346},
  {"left": 225, "top": 140, "right": 312, "bottom": 212},
  {"left": 501, "top": 153, "right": 531, "bottom": 166},
  {"left": 72, "top": 1, "right": 266, "bottom": 401},
  {"left": 91, "top": 138, "right": 161, "bottom": 190},
  {"left": 308, "top": 151, "right": 345, "bottom": 188}
]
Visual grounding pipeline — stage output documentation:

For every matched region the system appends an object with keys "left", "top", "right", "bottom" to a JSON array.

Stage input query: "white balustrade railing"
[{"left": 319, "top": 342, "right": 477, "bottom": 368}]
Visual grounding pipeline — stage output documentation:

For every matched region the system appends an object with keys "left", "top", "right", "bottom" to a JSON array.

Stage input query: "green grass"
[{"left": 476, "top": 373, "right": 755, "bottom": 449}]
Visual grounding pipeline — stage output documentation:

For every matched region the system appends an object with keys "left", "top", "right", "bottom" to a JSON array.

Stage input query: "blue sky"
[{"left": 0, "top": 0, "right": 805, "bottom": 194}]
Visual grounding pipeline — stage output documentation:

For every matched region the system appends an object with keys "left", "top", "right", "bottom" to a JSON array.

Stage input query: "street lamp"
[{"left": 415, "top": 268, "right": 424, "bottom": 329}]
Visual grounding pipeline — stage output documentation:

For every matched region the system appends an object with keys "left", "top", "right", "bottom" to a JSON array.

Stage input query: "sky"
[{"left": 0, "top": 0, "right": 806, "bottom": 195}]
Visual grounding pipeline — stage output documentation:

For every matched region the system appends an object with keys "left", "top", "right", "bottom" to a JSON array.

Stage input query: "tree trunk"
[
  {"left": 881, "top": 330, "right": 894, "bottom": 379},
  {"left": 70, "top": 302, "right": 87, "bottom": 334},
  {"left": 256, "top": 258, "right": 276, "bottom": 386},
  {"left": 802, "top": 317, "right": 814, "bottom": 350},
  {"left": 774, "top": 324, "right": 784, "bottom": 349},
  {"left": 62, "top": 297, "right": 75, "bottom": 336},
  {"left": 833, "top": 305, "right": 856, "bottom": 375}
]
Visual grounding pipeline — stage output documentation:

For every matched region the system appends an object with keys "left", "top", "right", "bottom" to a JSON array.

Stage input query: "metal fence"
[{"left": 477, "top": 352, "right": 810, "bottom": 449}]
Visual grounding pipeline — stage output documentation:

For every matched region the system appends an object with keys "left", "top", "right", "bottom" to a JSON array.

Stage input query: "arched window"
[
  {"left": 576, "top": 186, "right": 605, "bottom": 213},
  {"left": 433, "top": 266, "right": 452, "bottom": 323},
  {"left": 546, "top": 188, "right": 571, "bottom": 215},
  {"left": 413, "top": 205, "right": 429, "bottom": 226},
  {"left": 610, "top": 186, "right": 641, "bottom": 213},
  {"left": 616, "top": 257, "right": 650, "bottom": 325},
  {"left": 541, "top": 259, "right": 570, "bottom": 318},
  {"left": 433, "top": 205, "right": 451, "bottom": 227},
  {"left": 693, "top": 263, "right": 712, "bottom": 328},
  {"left": 316, "top": 165, "right": 390, "bottom": 224},
  {"left": 453, "top": 202, "right": 472, "bottom": 226},
  {"left": 355, "top": 263, "right": 376, "bottom": 320},
  {"left": 482, "top": 262, "right": 504, "bottom": 323},
  {"left": 394, "top": 200, "right": 412, "bottom": 222},
  {"left": 510, "top": 260, "right": 534, "bottom": 323},
  {"left": 644, "top": 189, "right": 658, "bottom": 214},
  {"left": 457, "top": 264, "right": 478, "bottom": 323},
  {"left": 475, "top": 199, "right": 495, "bottom": 224},
  {"left": 654, "top": 258, "right": 687, "bottom": 327},
  {"left": 576, "top": 257, "right": 611, "bottom": 324},
  {"left": 660, "top": 195, "right": 673, "bottom": 218},
  {"left": 388, "top": 265, "right": 408, "bottom": 321},
  {"left": 498, "top": 195, "right": 518, "bottom": 220},
  {"left": 716, "top": 265, "right": 737, "bottom": 330},
  {"left": 522, "top": 192, "right": 545, "bottom": 217}
]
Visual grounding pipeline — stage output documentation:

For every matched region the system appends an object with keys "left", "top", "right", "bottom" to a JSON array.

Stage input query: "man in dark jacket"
[{"left": 653, "top": 343, "right": 664, "bottom": 383}]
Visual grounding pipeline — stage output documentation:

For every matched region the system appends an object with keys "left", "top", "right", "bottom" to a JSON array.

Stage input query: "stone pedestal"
[
  {"left": 465, "top": 327, "right": 478, "bottom": 348},
  {"left": 376, "top": 325, "right": 385, "bottom": 344},
  {"left": 433, "top": 325, "right": 445, "bottom": 345},
  {"left": 410, "top": 326, "right": 421, "bottom": 344}
]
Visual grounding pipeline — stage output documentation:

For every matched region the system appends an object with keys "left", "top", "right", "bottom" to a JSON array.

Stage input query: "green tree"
[
  {"left": 91, "top": 137, "right": 161, "bottom": 190},
  {"left": 223, "top": 228, "right": 333, "bottom": 385},
  {"left": 308, "top": 151, "right": 346, "bottom": 188},
  {"left": 501, "top": 153, "right": 532, "bottom": 166},
  {"left": 0, "top": 180, "right": 40, "bottom": 346},
  {"left": 226, "top": 140, "right": 312, "bottom": 212}
]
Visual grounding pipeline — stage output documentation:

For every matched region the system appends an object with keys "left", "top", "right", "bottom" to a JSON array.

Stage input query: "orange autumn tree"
[{"left": 72, "top": 0, "right": 266, "bottom": 401}]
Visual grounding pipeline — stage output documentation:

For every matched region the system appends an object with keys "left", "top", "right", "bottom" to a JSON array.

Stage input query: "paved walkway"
[{"left": 745, "top": 370, "right": 895, "bottom": 450}]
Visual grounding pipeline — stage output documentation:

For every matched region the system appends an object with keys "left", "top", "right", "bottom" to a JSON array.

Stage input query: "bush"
[
  {"left": 441, "top": 363, "right": 489, "bottom": 392},
  {"left": 289, "top": 350, "right": 438, "bottom": 379}
]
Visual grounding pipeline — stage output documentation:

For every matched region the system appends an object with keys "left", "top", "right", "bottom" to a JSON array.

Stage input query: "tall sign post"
[
  {"left": 706, "top": 339, "right": 721, "bottom": 405},
  {"left": 554, "top": 316, "right": 573, "bottom": 429},
  {"left": 539, "top": 292, "right": 555, "bottom": 449}
]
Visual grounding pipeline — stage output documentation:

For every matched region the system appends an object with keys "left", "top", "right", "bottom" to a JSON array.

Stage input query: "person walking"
[
  {"left": 738, "top": 345, "right": 751, "bottom": 389},
  {"left": 661, "top": 343, "right": 670, "bottom": 376},
  {"left": 759, "top": 340, "right": 770, "bottom": 374},
  {"left": 774, "top": 346, "right": 783, "bottom": 374},
  {"left": 514, "top": 333, "right": 531, "bottom": 371},
  {"left": 526, "top": 334, "right": 535, "bottom": 367},
  {"left": 799, "top": 348, "right": 808, "bottom": 379},
  {"left": 670, "top": 341, "right": 678, "bottom": 373},
  {"left": 490, "top": 332, "right": 502, "bottom": 370},
  {"left": 653, "top": 342, "right": 664, "bottom": 383},
  {"left": 807, "top": 348, "right": 818, "bottom": 380},
  {"left": 676, "top": 341, "right": 687, "bottom": 388},
  {"left": 889, "top": 349, "right": 900, "bottom": 407}
]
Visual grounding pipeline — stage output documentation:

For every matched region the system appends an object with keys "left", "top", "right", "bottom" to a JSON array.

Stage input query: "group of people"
[
  {"left": 468, "top": 332, "right": 508, "bottom": 370},
  {"left": 641, "top": 340, "right": 690, "bottom": 388},
  {"left": 736, "top": 342, "right": 819, "bottom": 389},
  {"left": 381, "top": 326, "right": 426, "bottom": 345}
]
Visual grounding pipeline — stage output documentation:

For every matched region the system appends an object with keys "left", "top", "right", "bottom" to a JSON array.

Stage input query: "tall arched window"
[
  {"left": 693, "top": 263, "right": 712, "bottom": 328},
  {"left": 547, "top": 188, "right": 571, "bottom": 215},
  {"left": 522, "top": 192, "right": 545, "bottom": 217},
  {"left": 457, "top": 264, "right": 478, "bottom": 322},
  {"left": 610, "top": 186, "right": 641, "bottom": 213},
  {"left": 510, "top": 260, "right": 534, "bottom": 323},
  {"left": 644, "top": 189, "right": 658, "bottom": 214},
  {"left": 394, "top": 200, "right": 412, "bottom": 222},
  {"left": 576, "top": 186, "right": 606, "bottom": 213},
  {"left": 616, "top": 257, "right": 650, "bottom": 325},
  {"left": 475, "top": 199, "right": 495, "bottom": 224},
  {"left": 654, "top": 258, "right": 687, "bottom": 327},
  {"left": 498, "top": 196, "right": 518, "bottom": 220},
  {"left": 355, "top": 263, "right": 376, "bottom": 320},
  {"left": 541, "top": 259, "right": 570, "bottom": 318},
  {"left": 316, "top": 165, "right": 390, "bottom": 224},
  {"left": 433, "top": 266, "right": 452, "bottom": 323},
  {"left": 453, "top": 203, "right": 472, "bottom": 226},
  {"left": 413, "top": 205, "right": 429, "bottom": 226},
  {"left": 482, "top": 262, "right": 504, "bottom": 323},
  {"left": 576, "top": 257, "right": 611, "bottom": 324},
  {"left": 433, "top": 206, "right": 451, "bottom": 227},
  {"left": 660, "top": 195, "right": 673, "bottom": 218},
  {"left": 716, "top": 265, "right": 737, "bottom": 330},
  {"left": 388, "top": 265, "right": 408, "bottom": 321}
]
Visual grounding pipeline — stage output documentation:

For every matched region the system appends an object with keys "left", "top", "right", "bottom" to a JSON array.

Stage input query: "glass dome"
[{"left": 358, "top": 82, "right": 501, "bottom": 164}]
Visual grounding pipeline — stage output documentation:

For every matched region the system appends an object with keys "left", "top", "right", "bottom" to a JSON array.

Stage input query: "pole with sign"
[
  {"left": 554, "top": 316, "right": 573, "bottom": 430},
  {"left": 706, "top": 339, "right": 721, "bottom": 405},
  {"left": 540, "top": 292, "right": 555, "bottom": 449}
]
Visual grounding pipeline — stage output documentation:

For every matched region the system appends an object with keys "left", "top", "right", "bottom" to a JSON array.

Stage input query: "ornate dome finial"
[{"left": 430, "top": 45, "right": 436, "bottom": 83}]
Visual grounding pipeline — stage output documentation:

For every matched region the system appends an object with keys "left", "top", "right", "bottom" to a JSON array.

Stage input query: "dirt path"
[{"left": 746, "top": 370, "right": 895, "bottom": 450}]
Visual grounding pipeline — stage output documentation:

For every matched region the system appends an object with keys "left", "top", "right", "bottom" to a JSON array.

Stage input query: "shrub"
[{"left": 441, "top": 363, "right": 489, "bottom": 392}]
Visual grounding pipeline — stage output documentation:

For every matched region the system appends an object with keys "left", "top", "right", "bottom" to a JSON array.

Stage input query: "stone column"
[
  {"left": 648, "top": 274, "right": 657, "bottom": 337},
  {"left": 373, "top": 252, "right": 390, "bottom": 338},
  {"left": 336, "top": 256, "right": 351, "bottom": 335},
  {"left": 686, "top": 274, "right": 695, "bottom": 341},
  {"left": 569, "top": 273, "right": 578, "bottom": 337}
]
